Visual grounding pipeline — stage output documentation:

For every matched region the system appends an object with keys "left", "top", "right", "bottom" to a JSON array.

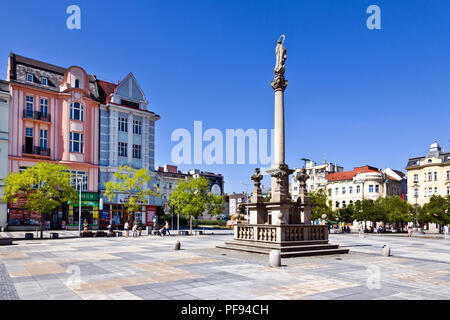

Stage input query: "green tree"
[
  {"left": 353, "top": 199, "right": 378, "bottom": 229},
  {"left": 169, "top": 176, "right": 225, "bottom": 234},
  {"left": 422, "top": 195, "right": 450, "bottom": 227},
  {"left": 309, "top": 189, "right": 333, "bottom": 222},
  {"left": 338, "top": 204, "right": 355, "bottom": 224},
  {"left": 104, "top": 165, "right": 160, "bottom": 223},
  {"left": 2, "top": 162, "right": 78, "bottom": 239}
]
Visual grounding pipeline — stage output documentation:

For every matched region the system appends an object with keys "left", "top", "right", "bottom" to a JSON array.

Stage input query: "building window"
[
  {"left": 40, "top": 130, "right": 48, "bottom": 150},
  {"left": 428, "top": 187, "right": 432, "bottom": 196},
  {"left": 118, "top": 142, "right": 127, "bottom": 157},
  {"left": 356, "top": 185, "right": 361, "bottom": 193},
  {"left": 26, "top": 73, "right": 34, "bottom": 82},
  {"left": 328, "top": 189, "right": 331, "bottom": 197},
  {"left": 434, "top": 187, "right": 438, "bottom": 195},
  {"left": 70, "top": 171, "right": 88, "bottom": 191},
  {"left": 428, "top": 172, "right": 432, "bottom": 181},
  {"left": 69, "top": 132, "right": 84, "bottom": 153},
  {"left": 447, "top": 171, "right": 450, "bottom": 180},
  {"left": 132, "top": 144, "right": 141, "bottom": 159},
  {"left": 70, "top": 102, "right": 84, "bottom": 121},
  {"left": 413, "top": 174, "right": 418, "bottom": 183},
  {"left": 342, "top": 187, "right": 346, "bottom": 195},
  {"left": 335, "top": 188, "right": 338, "bottom": 196},
  {"left": 342, "top": 201, "right": 346, "bottom": 207},
  {"left": 40, "top": 98, "right": 48, "bottom": 117},
  {"left": 349, "top": 186, "right": 353, "bottom": 194},
  {"left": 25, "top": 128, "right": 33, "bottom": 137},
  {"left": 434, "top": 172, "right": 438, "bottom": 181},
  {"left": 133, "top": 120, "right": 142, "bottom": 135},
  {"left": 336, "top": 201, "right": 339, "bottom": 208},
  {"left": 119, "top": 117, "right": 128, "bottom": 132},
  {"left": 369, "top": 185, "right": 374, "bottom": 193},
  {"left": 414, "top": 189, "right": 418, "bottom": 197},
  {"left": 75, "top": 79, "right": 80, "bottom": 88},
  {"left": 40, "top": 77, "right": 48, "bottom": 86},
  {"left": 26, "top": 96, "right": 34, "bottom": 117},
  {"left": 447, "top": 187, "right": 450, "bottom": 195},
  {"left": 375, "top": 185, "right": 380, "bottom": 193},
  {"left": 349, "top": 200, "right": 353, "bottom": 206}
]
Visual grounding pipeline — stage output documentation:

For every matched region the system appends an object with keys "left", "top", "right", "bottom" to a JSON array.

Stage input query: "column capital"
[{"left": 271, "top": 75, "right": 288, "bottom": 92}]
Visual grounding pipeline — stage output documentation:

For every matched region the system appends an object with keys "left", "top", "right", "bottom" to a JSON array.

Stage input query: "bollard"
[
  {"left": 174, "top": 240, "right": 181, "bottom": 250},
  {"left": 269, "top": 250, "right": 281, "bottom": 267},
  {"left": 381, "top": 244, "right": 390, "bottom": 257}
]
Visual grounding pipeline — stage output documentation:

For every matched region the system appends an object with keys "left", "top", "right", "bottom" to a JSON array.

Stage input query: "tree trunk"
[
  {"left": 40, "top": 212, "right": 44, "bottom": 239},
  {"left": 190, "top": 215, "right": 192, "bottom": 235}
]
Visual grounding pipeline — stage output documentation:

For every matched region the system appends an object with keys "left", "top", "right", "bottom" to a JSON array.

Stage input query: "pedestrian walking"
[
  {"left": 132, "top": 223, "right": 138, "bottom": 237},
  {"left": 408, "top": 225, "right": 413, "bottom": 238},
  {"left": 358, "top": 223, "right": 364, "bottom": 238},
  {"left": 443, "top": 225, "right": 449, "bottom": 239},
  {"left": 124, "top": 220, "right": 130, "bottom": 238}
]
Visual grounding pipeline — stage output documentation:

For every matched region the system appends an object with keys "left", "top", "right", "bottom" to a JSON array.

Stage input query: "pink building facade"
[{"left": 7, "top": 53, "right": 100, "bottom": 230}]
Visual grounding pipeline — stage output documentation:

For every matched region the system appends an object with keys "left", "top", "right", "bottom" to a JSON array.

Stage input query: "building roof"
[
  {"left": 97, "top": 78, "right": 160, "bottom": 118},
  {"left": 8, "top": 52, "right": 99, "bottom": 100},
  {"left": 406, "top": 141, "right": 450, "bottom": 168},
  {"left": 0, "top": 80, "right": 9, "bottom": 93},
  {"left": 97, "top": 79, "right": 118, "bottom": 105},
  {"left": 326, "top": 165, "right": 399, "bottom": 182}
]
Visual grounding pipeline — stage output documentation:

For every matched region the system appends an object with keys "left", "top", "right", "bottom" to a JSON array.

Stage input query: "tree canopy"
[
  {"left": 169, "top": 176, "right": 225, "bottom": 233},
  {"left": 308, "top": 189, "right": 334, "bottom": 221},
  {"left": 421, "top": 195, "right": 450, "bottom": 225},
  {"left": 104, "top": 165, "right": 160, "bottom": 218},
  {"left": 2, "top": 162, "right": 78, "bottom": 238}
]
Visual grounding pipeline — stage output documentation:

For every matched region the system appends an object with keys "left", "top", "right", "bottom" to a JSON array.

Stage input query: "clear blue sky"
[{"left": 1, "top": 0, "right": 449, "bottom": 194}]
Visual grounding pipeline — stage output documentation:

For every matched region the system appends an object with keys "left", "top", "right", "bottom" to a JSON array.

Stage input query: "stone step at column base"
[{"left": 216, "top": 240, "right": 349, "bottom": 258}]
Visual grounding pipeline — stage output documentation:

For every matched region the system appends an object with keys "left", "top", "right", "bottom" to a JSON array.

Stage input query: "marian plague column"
[{"left": 217, "top": 35, "right": 349, "bottom": 257}]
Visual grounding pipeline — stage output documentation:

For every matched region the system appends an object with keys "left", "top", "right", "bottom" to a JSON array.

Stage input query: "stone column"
[{"left": 266, "top": 74, "right": 291, "bottom": 203}]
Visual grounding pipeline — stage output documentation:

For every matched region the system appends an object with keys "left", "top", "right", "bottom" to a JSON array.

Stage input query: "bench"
[
  {"left": 25, "top": 233, "right": 34, "bottom": 240},
  {"left": 94, "top": 231, "right": 107, "bottom": 237},
  {"left": 193, "top": 230, "right": 204, "bottom": 235},
  {"left": 50, "top": 232, "right": 59, "bottom": 239},
  {"left": 80, "top": 231, "right": 94, "bottom": 237},
  {"left": 178, "top": 230, "right": 189, "bottom": 236},
  {"left": 0, "top": 238, "right": 13, "bottom": 246},
  {"left": 152, "top": 230, "right": 161, "bottom": 236}
]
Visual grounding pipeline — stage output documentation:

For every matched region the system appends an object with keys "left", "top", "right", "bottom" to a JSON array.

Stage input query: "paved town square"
[{"left": 1, "top": 233, "right": 449, "bottom": 300}]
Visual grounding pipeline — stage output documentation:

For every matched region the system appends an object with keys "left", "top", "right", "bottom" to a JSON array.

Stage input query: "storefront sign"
[{"left": 146, "top": 206, "right": 156, "bottom": 226}]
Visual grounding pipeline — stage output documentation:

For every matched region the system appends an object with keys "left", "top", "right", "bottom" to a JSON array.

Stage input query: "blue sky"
[{"left": 1, "top": 0, "right": 450, "bottom": 194}]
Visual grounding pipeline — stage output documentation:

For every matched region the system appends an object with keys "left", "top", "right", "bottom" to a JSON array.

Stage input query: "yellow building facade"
[{"left": 406, "top": 141, "right": 450, "bottom": 207}]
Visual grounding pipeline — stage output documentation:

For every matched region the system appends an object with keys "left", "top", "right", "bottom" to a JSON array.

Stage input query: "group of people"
[
  {"left": 110, "top": 219, "right": 172, "bottom": 238},
  {"left": 123, "top": 220, "right": 144, "bottom": 238}
]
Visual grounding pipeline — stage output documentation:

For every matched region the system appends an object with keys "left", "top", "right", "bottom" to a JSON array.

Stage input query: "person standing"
[
  {"left": 124, "top": 220, "right": 129, "bottom": 238},
  {"left": 408, "top": 225, "right": 413, "bottom": 238},
  {"left": 443, "top": 224, "right": 449, "bottom": 239}
]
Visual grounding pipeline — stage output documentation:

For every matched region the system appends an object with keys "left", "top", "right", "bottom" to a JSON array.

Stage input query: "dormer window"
[
  {"left": 26, "top": 73, "right": 34, "bottom": 82},
  {"left": 40, "top": 77, "right": 48, "bottom": 86},
  {"left": 75, "top": 79, "right": 80, "bottom": 88},
  {"left": 428, "top": 159, "right": 432, "bottom": 163}
]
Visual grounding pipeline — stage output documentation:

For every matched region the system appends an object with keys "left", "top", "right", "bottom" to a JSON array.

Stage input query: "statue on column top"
[{"left": 274, "top": 35, "right": 287, "bottom": 75}]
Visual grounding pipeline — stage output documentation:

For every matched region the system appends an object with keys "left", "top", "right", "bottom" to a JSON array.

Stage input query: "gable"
[{"left": 115, "top": 73, "right": 146, "bottom": 103}]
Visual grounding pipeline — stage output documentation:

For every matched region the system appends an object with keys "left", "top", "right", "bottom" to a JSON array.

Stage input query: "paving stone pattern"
[{"left": 0, "top": 233, "right": 449, "bottom": 300}]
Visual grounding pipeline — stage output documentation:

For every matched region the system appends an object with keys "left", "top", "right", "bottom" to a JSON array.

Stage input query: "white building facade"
[
  {"left": 291, "top": 160, "right": 343, "bottom": 200},
  {"left": 326, "top": 166, "right": 402, "bottom": 210}
]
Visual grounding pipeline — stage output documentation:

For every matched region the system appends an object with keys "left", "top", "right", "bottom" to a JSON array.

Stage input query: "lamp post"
[
  {"left": 78, "top": 177, "right": 82, "bottom": 236},
  {"left": 413, "top": 183, "right": 419, "bottom": 230}
]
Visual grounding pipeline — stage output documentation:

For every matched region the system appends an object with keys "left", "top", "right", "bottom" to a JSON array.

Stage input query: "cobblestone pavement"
[{"left": 0, "top": 233, "right": 449, "bottom": 300}]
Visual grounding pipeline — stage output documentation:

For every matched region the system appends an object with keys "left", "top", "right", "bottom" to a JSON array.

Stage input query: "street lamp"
[
  {"left": 300, "top": 158, "right": 310, "bottom": 169},
  {"left": 413, "top": 183, "right": 419, "bottom": 230},
  {"left": 77, "top": 176, "right": 82, "bottom": 236}
]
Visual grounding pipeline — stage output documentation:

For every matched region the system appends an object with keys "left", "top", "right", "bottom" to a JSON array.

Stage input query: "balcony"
[
  {"left": 23, "top": 110, "right": 51, "bottom": 122},
  {"left": 22, "top": 145, "right": 51, "bottom": 158}
]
